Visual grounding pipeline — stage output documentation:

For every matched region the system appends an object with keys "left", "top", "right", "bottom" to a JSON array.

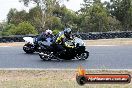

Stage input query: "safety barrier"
[
  {"left": 0, "top": 32, "right": 132, "bottom": 42},
  {"left": 76, "top": 31, "right": 132, "bottom": 40}
]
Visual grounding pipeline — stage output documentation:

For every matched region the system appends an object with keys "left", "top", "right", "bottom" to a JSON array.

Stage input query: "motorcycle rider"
[
  {"left": 44, "top": 29, "right": 54, "bottom": 46},
  {"left": 53, "top": 28, "right": 73, "bottom": 55},
  {"left": 45, "top": 29, "right": 53, "bottom": 40},
  {"left": 35, "top": 29, "right": 53, "bottom": 45},
  {"left": 55, "top": 28, "right": 72, "bottom": 43}
]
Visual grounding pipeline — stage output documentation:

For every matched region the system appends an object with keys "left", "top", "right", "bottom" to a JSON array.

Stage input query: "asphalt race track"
[{"left": 0, "top": 46, "right": 132, "bottom": 69}]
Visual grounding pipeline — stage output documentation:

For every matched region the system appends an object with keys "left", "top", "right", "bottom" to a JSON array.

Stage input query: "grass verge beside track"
[{"left": 0, "top": 70, "right": 131, "bottom": 88}]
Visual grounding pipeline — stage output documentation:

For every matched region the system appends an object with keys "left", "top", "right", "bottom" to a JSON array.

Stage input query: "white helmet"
[{"left": 45, "top": 29, "right": 52, "bottom": 35}]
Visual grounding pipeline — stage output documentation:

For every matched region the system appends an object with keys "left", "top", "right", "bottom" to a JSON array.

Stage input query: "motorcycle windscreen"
[{"left": 74, "top": 37, "right": 85, "bottom": 46}]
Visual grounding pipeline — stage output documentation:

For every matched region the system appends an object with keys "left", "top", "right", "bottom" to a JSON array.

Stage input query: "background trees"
[
  {"left": 0, "top": 0, "right": 132, "bottom": 36},
  {"left": 105, "top": 0, "right": 132, "bottom": 31},
  {"left": 11, "top": 21, "right": 37, "bottom": 35},
  {"left": 2, "top": 22, "right": 37, "bottom": 35},
  {"left": 79, "top": 0, "right": 109, "bottom": 32},
  {"left": 7, "top": 9, "right": 28, "bottom": 25}
]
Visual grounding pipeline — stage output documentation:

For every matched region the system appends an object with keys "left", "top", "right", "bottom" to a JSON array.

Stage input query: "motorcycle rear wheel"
[{"left": 23, "top": 44, "right": 35, "bottom": 54}]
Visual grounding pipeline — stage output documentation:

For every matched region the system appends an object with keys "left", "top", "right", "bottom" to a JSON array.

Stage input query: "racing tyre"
[
  {"left": 77, "top": 51, "right": 89, "bottom": 60},
  {"left": 23, "top": 44, "right": 35, "bottom": 54}
]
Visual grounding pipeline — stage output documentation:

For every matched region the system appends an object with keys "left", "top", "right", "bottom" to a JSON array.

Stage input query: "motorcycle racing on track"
[{"left": 23, "top": 28, "right": 89, "bottom": 61}]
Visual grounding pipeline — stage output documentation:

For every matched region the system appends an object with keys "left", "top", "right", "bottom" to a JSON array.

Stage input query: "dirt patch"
[
  {"left": 0, "top": 42, "right": 25, "bottom": 46},
  {"left": 0, "top": 70, "right": 131, "bottom": 88}
]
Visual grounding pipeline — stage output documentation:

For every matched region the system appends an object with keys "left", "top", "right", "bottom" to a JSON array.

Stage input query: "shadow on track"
[
  {"left": 22, "top": 52, "right": 39, "bottom": 55},
  {"left": 22, "top": 52, "right": 89, "bottom": 63},
  {"left": 39, "top": 59, "right": 88, "bottom": 63}
]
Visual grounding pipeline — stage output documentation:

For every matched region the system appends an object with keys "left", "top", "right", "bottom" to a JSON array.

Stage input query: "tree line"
[{"left": 0, "top": 0, "right": 132, "bottom": 36}]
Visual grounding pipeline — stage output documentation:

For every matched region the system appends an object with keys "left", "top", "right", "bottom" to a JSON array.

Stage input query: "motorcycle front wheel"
[{"left": 76, "top": 51, "right": 89, "bottom": 60}]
